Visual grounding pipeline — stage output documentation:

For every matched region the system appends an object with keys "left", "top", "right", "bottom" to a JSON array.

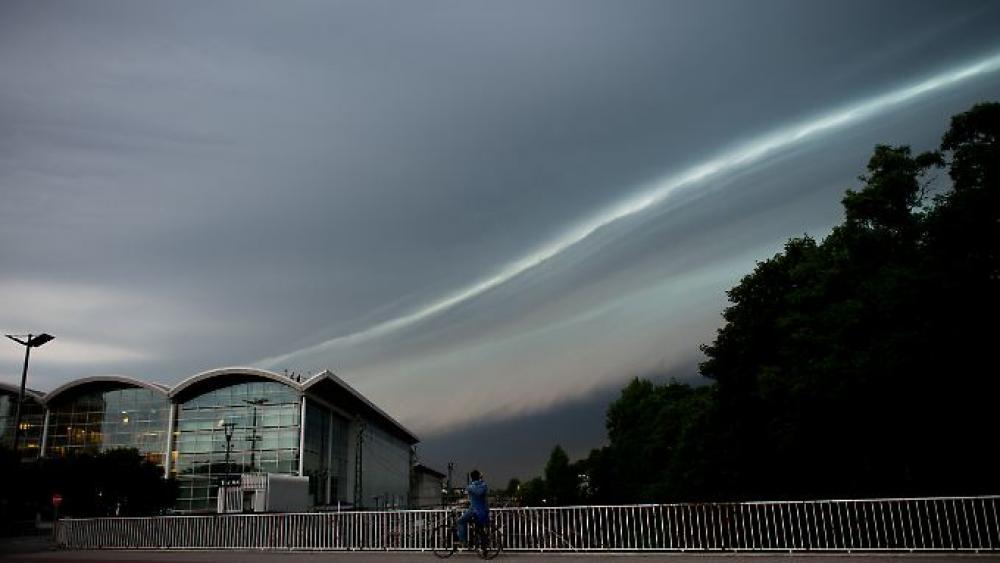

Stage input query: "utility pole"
[
  {"left": 353, "top": 419, "right": 367, "bottom": 507},
  {"left": 446, "top": 461, "right": 454, "bottom": 503},
  {"left": 408, "top": 446, "right": 417, "bottom": 509},
  {"left": 243, "top": 398, "right": 267, "bottom": 471}
]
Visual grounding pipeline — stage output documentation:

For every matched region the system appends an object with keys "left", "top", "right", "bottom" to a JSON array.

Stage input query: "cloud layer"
[{"left": 2, "top": 0, "right": 1000, "bottom": 478}]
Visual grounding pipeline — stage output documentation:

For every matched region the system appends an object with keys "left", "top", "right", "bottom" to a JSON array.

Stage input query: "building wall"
[
  {"left": 44, "top": 385, "right": 169, "bottom": 465},
  {"left": 8, "top": 369, "right": 418, "bottom": 513},
  {"left": 412, "top": 472, "right": 444, "bottom": 508},
  {"left": 172, "top": 380, "right": 301, "bottom": 512},
  {"left": 360, "top": 422, "right": 412, "bottom": 509},
  {"left": 0, "top": 390, "right": 45, "bottom": 460}
]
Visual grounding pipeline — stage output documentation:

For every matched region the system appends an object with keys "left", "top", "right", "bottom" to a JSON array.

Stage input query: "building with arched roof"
[{"left": 1, "top": 367, "right": 419, "bottom": 513}]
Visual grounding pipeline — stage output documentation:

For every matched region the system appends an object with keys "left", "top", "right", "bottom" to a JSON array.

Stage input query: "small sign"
[{"left": 52, "top": 494, "right": 63, "bottom": 508}]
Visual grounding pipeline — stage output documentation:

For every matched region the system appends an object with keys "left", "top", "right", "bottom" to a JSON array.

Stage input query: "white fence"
[{"left": 56, "top": 495, "right": 1000, "bottom": 552}]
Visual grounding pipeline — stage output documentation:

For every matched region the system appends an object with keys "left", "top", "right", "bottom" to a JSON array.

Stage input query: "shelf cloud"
[{"left": 258, "top": 48, "right": 1000, "bottom": 371}]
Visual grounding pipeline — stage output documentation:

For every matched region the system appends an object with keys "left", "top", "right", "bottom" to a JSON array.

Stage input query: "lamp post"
[
  {"left": 217, "top": 419, "right": 237, "bottom": 512},
  {"left": 243, "top": 398, "right": 267, "bottom": 471},
  {"left": 219, "top": 420, "right": 237, "bottom": 481},
  {"left": 5, "top": 333, "right": 54, "bottom": 453}
]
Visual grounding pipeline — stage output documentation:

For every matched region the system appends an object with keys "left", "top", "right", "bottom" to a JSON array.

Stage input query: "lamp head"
[
  {"left": 5, "top": 333, "right": 55, "bottom": 347},
  {"left": 28, "top": 334, "right": 54, "bottom": 347}
]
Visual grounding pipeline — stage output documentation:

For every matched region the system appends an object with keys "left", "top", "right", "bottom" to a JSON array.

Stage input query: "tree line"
[
  {"left": 508, "top": 102, "right": 999, "bottom": 505},
  {"left": 0, "top": 447, "right": 176, "bottom": 531}
]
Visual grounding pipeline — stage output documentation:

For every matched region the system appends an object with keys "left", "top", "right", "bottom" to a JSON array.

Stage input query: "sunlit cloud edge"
[{"left": 257, "top": 48, "right": 1000, "bottom": 370}]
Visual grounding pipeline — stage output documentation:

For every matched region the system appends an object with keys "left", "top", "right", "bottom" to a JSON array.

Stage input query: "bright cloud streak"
[{"left": 258, "top": 48, "right": 1000, "bottom": 369}]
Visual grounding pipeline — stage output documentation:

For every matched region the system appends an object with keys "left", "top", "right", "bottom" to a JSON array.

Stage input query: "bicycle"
[{"left": 432, "top": 509, "right": 502, "bottom": 559}]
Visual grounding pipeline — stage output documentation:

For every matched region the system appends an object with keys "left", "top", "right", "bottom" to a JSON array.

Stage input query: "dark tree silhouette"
[
  {"left": 518, "top": 102, "right": 1000, "bottom": 504},
  {"left": 0, "top": 446, "right": 177, "bottom": 526}
]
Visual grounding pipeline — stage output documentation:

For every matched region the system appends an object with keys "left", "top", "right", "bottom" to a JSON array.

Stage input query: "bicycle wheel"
[
  {"left": 432, "top": 523, "right": 457, "bottom": 559},
  {"left": 480, "top": 525, "right": 503, "bottom": 560}
]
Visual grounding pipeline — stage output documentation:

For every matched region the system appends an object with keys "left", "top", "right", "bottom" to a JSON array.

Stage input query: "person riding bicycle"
[{"left": 457, "top": 469, "right": 489, "bottom": 545}]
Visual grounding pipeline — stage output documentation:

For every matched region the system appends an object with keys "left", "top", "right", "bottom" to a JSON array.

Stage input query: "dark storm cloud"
[
  {"left": 418, "top": 363, "right": 700, "bottom": 484},
  {"left": 2, "top": 0, "right": 1000, "bottom": 476},
  {"left": 419, "top": 382, "right": 622, "bottom": 486}
]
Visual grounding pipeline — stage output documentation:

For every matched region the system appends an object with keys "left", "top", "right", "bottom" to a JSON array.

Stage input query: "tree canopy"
[
  {"left": 513, "top": 102, "right": 1000, "bottom": 505},
  {"left": 0, "top": 446, "right": 177, "bottom": 529}
]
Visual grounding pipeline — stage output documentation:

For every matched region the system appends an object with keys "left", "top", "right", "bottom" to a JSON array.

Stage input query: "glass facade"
[
  {"left": 302, "top": 400, "right": 350, "bottom": 505},
  {"left": 45, "top": 385, "right": 169, "bottom": 464},
  {"left": 173, "top": 380, "right": 301, "bottom": 512},
  {"left": 0, "top": 390, "right": 46, "bottom": 459},
  {"left": 9, "top": 369, "right": 417, "bottom": 512}
]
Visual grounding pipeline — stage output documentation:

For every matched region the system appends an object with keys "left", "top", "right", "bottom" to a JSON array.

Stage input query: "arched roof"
[
  {"left": 43, "top": 375, "right": 168, "bottom": 405},
  {"left": 20, "top": 367, "right": 418, "bottom": 444},
  {"left": 168, "top": 366, "right": 301, "bottom": 399},
  {"left": 0, "top": 381, "right": 45, "bottom": 402}
]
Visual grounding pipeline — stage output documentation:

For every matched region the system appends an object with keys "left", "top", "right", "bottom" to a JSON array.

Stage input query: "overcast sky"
[{"left": 2, "top": 0, "right": 999, "bottom": 482}]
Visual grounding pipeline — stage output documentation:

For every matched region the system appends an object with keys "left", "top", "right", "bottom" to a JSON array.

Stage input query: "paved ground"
[
  {"left": 3, "top": 539, "right": 998, "bottom": 563},
  {"left": 3, "top": 550, "right": 999, "bottom": 563}
]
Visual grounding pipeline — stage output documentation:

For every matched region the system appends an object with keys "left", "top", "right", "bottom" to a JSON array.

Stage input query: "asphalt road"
[
  {"left": 3, "top": 551, "right": 1000, "bottom": 563},
  {"left": 3, "top": 539, "right": 998, "bottom": 563}
]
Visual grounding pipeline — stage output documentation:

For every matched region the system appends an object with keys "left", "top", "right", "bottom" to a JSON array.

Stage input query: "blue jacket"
[{"left": 467, "top": 480, "right": 489, "bottom": 518}]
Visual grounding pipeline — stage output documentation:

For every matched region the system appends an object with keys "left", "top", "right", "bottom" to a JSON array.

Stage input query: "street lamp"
[
  {"left": 217, "top": 418, "right": 238, "bottom": 513},
  {"left": 218, "top": 419, "right": 237, "bottom": 482},
  {"left": 5, "top": 333, "right": 54, "bottom": 453}
]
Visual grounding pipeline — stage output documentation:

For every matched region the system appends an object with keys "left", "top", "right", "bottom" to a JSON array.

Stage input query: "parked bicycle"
[{"left": 432, "top": 509, "right": 502, "bottom": 559}]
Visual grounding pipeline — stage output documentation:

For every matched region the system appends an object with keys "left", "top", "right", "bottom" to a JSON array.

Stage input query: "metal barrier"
[{"left": 56, "top": 495, "right": 999, "bottom": 552}]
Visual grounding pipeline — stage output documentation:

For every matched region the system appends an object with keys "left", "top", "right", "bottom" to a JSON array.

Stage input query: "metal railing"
[{"left": 56, "top": 495, "right": 999, "bottom": 552}]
